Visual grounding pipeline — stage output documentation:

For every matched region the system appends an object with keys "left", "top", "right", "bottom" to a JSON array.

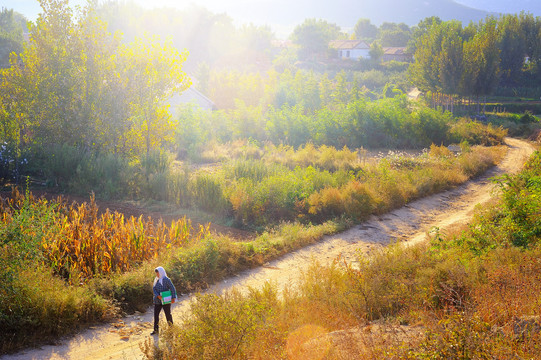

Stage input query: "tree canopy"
[
  {"left": 409, "top": 13, "right": 540, "bottom": 108},
  {"left": 0, "top": 0, "right": 189, "bottom": 164},
  {"left": 354, "top": 18, "right": 378, "bottom": 41},
  {"left": 290, "top": 18, "right": 343, "bottom": 60},
  {"left": 0, "top": 8, "right": 27, "bottom": 68}
]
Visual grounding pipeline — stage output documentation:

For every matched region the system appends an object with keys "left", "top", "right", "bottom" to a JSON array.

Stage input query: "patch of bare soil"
[{"left": 1, "top": 138, "right": 535, "bottom": 360}]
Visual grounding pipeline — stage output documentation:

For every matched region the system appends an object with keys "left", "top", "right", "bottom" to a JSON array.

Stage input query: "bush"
[
  {"left": 35, "top": 144, "right": 131, "bottom": 197},
  {"left": 1, "top": 265, "right": 113, "bottom": 354},
  {"left": 148, "top": 286, "right": 277, "bottom": 359},
  {"left": 484, "top": 112, "right": 541, "bottom": 137},
  {"left": 449, "top": 119, "right": 507, "bottom": 146},
  {"left": 189, "top": 173, "right": 230, "bottom": 214},
  {"left": 0, "top": 142, "right": 29, "bottom": 185}
]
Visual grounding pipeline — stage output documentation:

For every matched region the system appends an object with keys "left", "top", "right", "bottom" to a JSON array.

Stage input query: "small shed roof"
[{"left": 383, "top": 47, "right": 407, "bottom": 55}]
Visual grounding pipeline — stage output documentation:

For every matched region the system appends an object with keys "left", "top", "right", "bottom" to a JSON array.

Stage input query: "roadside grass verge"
[
  {"left": 146, "top": 151, "right": 541, "bottom": 359},
  {"left": 167, "top": 144, "right": 506, "bottom": 228},
  {"left": 0, "top": 144, "right": 505, "bottom": 354}
]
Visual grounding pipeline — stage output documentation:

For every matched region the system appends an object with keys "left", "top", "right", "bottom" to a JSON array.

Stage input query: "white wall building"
[
  {"left": 329, "top": 40, "right": 371, "bottom": 60},
  {"left": 168, "top": 87, "right": 215, "bottom": 115}
]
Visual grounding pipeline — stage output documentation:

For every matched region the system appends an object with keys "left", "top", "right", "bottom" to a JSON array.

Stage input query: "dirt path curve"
[{"left": 2, "top": 138, "right": 535, "bottom": 360}]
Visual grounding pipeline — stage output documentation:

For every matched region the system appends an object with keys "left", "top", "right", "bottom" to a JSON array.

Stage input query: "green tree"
[
  {"left": 293, "top": 70, "right": 321, "bottom": 112},
  {"left": 354, "top": 18, "right": 378, "bottom": 41},
  {"left": 378, "top": 22, "right": 411, "bottom": 47},
  {"left": 518, "top": 12, "right": 541, "bottom": 79},
  {"left": 437, "top": 22, "right": 464, "bottom": 99},
  {"left": 0, "top": 53, "right": 32, "bottom": 182},
  {"left": 22, "top": 0, "right": 81, "bottom": 146},
  {"left": 408, "top": 16, "right": 442, "bottom": 54},
  {"left": 369, "top": 41, "right": 384, "bottom": 64},
  {"left": 117, "top": 35, "right": 190, "bottom": 156},
  {"left": 0, "top": 0, "right": 189, "bottom": 159},
  {"left": 409, "top": 21, "right": 447, "bottom": 94},
  {"left": 497, "top": 14, "right": 527, "bottom": 85},
  {"left": 196, "top": 62, "right": 210, "bottom": 96},
  {"left": 239, "top": 23, "right": 274, "bottom": 53},
  {"left": 409, "top": 20, "right": 465, "bottom": 110},
  {"left": 0, "top": 8, "right": 26, "bottom": 68},
  {"left": 331, "top": 71, "right": 350, "bottom": 104},
  {"left": 461, "top": 20, "right": 500, "bottom": 112},
  {"left": 290, "top": 18, "right": 342, "bottom": 61}
]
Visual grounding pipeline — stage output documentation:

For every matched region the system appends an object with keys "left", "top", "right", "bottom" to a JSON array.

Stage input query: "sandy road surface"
[{"left": 1, "top": 138, "right": 535, "bottom": 360}]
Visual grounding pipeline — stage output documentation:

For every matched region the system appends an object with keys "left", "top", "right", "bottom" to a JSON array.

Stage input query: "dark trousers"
[{"left": 153, "top": 303, "right": 173, "bottom": 331}]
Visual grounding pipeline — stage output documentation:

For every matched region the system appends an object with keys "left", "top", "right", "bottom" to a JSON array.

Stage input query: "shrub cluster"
[
  {"left": 37, "top": 141, "right": 504, "bottom": 231},
  {"left": 175, "top": 97, "right": 462, "bottom": 153},
  {"left": 484, "top": 111, "right": 541, "bottom": 138},
  {"left": 183, "top": 145, "right": 504, "bottom": 227}
]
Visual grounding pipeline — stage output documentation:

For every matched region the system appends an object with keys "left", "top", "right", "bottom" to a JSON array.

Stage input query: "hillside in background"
[
  {"left": 221, "top": 0, "right": 493, "bottom": 28},
  {"left": 456, "top": 0, "right": 541, "bottom": 16}
]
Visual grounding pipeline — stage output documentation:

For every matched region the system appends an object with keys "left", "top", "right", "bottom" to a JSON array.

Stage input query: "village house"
[
  {"left": 329, "top": 40, "right": 371, "bottom": 60},
  {"left": 382, "top": 47, "right": 412, "bottom": 62},
  {"left": 168, "top": 87, "right": 215, "bottom": 115}
]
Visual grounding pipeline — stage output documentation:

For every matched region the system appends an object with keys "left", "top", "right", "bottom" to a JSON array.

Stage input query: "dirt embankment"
[{"left": 1, "top": 138, "right": 536, "bottom": 360}]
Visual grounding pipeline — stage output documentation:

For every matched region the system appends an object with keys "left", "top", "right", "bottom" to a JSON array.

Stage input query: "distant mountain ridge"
[
  {"left": 455, "top": 0, "right": 541, "bottom": 16},
  {"left": 225, "top": 0, "right": 494, "bottom": 28}
]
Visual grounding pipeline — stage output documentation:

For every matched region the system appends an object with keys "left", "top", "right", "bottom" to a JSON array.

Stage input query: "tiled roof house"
[
  {"left": 329, "top": 40, "right": 371, "bottom": 60},
  {"left": 382, "top": 47, "right": 412, "bottom": 62}
]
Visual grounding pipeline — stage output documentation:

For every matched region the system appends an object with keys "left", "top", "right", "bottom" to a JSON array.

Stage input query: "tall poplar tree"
[
  {"left": 461, "top": 20, "right": 500, "bottom": 112},
  {"left": 497, "top": 14, "right": 527, "bottom": 85},
  {"left": 410, "top": 21, "right": 464, "bottom": 108}
]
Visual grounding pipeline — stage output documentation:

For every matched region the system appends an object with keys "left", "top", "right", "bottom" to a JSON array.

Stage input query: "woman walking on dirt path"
[{"left": 151, "top": 266, "right": 177, "bottom": 335}]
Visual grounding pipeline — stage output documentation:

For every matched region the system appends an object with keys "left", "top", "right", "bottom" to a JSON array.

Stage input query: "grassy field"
[
  {"left": 0, "top": 142, "right": 506, "bottom": 354},
  {"left": 146, "top": 149, "right": 541, "bottom": 360}
]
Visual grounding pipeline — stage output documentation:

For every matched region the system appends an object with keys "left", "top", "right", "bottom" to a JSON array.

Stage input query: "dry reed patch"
[{"left": 472, "top": 249, "right": 541, "bottom": 327}]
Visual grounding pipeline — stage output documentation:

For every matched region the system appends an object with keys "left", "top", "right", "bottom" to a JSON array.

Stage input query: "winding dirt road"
[{"left": 1, "top": 138, "right": 535, "bottom": 360}]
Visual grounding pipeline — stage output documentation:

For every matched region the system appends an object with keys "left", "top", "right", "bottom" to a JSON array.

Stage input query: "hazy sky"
[
  {"left": 4, "top": 0, "right": 541, "bottom": 37},
  {"left": 3, "top": 0, "right": 306, "bottom": 37},
  {"left": 3, "top": 0, "right": 262, "bottom": 20}
]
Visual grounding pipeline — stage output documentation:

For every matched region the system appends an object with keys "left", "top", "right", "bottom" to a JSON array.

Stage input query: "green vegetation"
[
  {"left": 0, "top": 8, "right": 26, "bottom": 69},
  {"left": 1, "top": 0, "right": 540, "bottom": 356},
  {"left": 0, "top": 1, "right": 515, "bottom": 232},
  {"left": 410, "top": 13, "right": 541, "bottom": 111},
  {"left": 0, "top": 186, "right": 341, "bottom": 353},
  {"left": 0, "top": 143, "right": 504, "bottom": 353},
  {"left": 0, "top": 0, "right": 188, "bottom": 186},
  {"left": 34, "top": 140, "right": 507, "bottom": 231},
  {"left": 146, "top": 150, "right": 541, "bottom": 360}
]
